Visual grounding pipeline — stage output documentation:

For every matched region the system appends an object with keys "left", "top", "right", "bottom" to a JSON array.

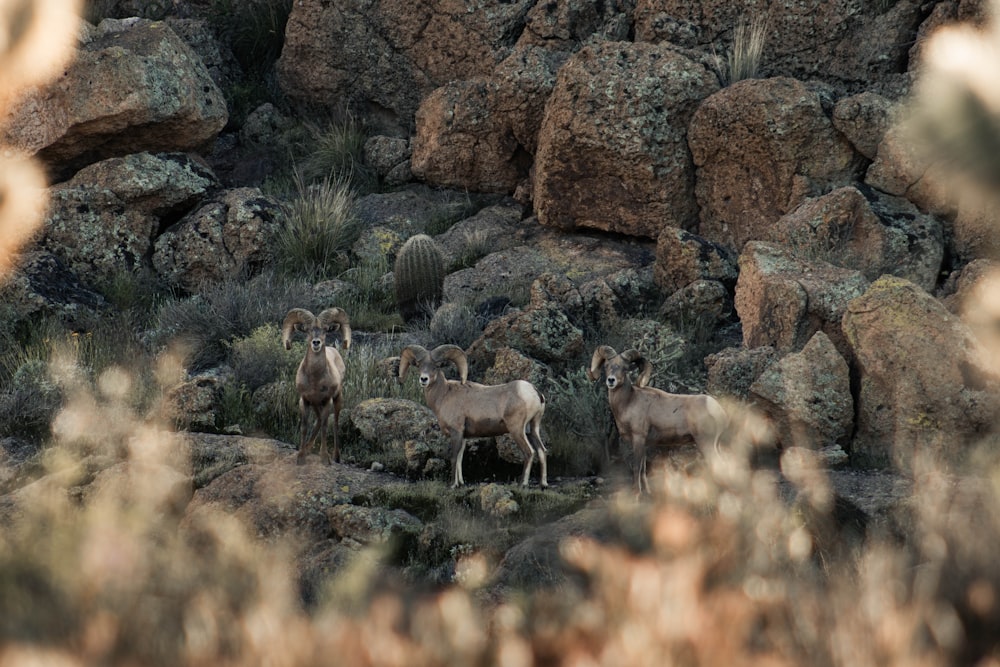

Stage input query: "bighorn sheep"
[
  {"left": 588, "top": 345, "right": 728, "bottom": 494},
  {"left": 282, "top": 308, "right": 351, "bottom": 465},
  {"left": 398, "top": 344, "right": 548, "bottom": 488}
]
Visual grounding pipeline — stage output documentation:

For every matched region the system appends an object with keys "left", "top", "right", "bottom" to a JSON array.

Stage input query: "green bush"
[
  {"left": 152, "top": 273, "right": 320, "bottom": 371},
  {"left": 337, "top": 255, "right": 404, "bottom": 332},
  {"left": 227, "top": 324, "right": 301, "bottom": 392}
]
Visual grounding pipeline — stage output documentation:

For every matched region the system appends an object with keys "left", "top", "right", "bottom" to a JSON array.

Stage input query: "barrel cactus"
[{"left": 394, "top": 234, "right": 446, "bottom": 322}]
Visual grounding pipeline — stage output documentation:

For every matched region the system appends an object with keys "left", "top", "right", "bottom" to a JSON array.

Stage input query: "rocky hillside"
[{"left": 1, "top": 0, "right": 1000, "bottom": 663}]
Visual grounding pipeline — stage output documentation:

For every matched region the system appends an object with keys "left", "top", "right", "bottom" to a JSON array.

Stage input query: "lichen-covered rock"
[
  {"left": 634, "top": 0, "right": 923, "bottom": 95},
  {"left": 689, "top": 78, "right": 863, "bottom": 253},
  {"left": 1, "top": 19, "right": 226, "bottom": 174},
  {"left": 276, "top": 0, "right": 534, "bottom": 134},
  {"left": 364, "top": 136, "right": 412, "bottom": 186},
  {"left": 0, "top": 251, "right": 107, "bottom": 324},
  {"left": 348, "top": 398, "right": 449, "bottom": 469},
  {"left": 735, "top": 241, "right": 869, "bottom": 355},
  {"left": 749, "top": 331, "right": 853, "bottom": 450},
  {"left": 771, "top": 185, "right": 944, "bottom": 292},
  {"left": 842, "top": 276, "right": 1000, "bottom": 467},
  {"left": 659, "top": 280, "right": 732, "bottom": 334},
  {"left": 185, "top": 460, "right": 397, "bottom": 542},
  {"left": 164, "top": 370, "right": 228, "bottom": 432},
  {"left": 534, "top": 41, "right": 719, "bottom": 237},
  {"left": 832, "top": 92, "right": 897, "bottom": 160},
  {"left": 479, "top": 483, "right": 519, "bottom": 519},
  {"left": 483, "top": 347, "right": 549, "bottom": 387},
  {"left": 467, "top": 304, "right": 584, "bottom": 371},
  {"left": 654, "top": 227, "right": 738, "bottom": 295},
  {"left": 705, "top": 346, "right": 779, "bottom": 400},
  {"left": 152, "top": 188, "right": 284, "bottom": 291},
  {"left": 866, "top": 120, "right": 1000, "bottom": 263},
  {"left": 326, "top": 504, "right": 423, "bottom": 545}
]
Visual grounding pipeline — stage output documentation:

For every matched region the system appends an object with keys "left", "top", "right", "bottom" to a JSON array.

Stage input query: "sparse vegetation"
[
  {"left": 276, "top": 175, "right": 361, "bottom": 281},
  {"left": 726, "top": 12, "right": 768, "bottom": 85}
]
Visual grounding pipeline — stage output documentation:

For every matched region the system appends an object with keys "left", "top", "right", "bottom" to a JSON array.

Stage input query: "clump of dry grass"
[{"left": 725, "top": 13, "right": 768, "bottom": 85}]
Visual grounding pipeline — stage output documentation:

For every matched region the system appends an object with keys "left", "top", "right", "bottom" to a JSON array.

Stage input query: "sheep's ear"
[
  {"left": 432, "top": 345, "right": 468, "bottom": 384},
  {"left": 587, "top": 345, "right": 616, "bottom": 381}
]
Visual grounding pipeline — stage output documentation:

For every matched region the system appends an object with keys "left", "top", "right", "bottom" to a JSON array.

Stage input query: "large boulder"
[
  {"left": 1, "top": 19, "right": 227, "bottom": 175},
  {"left": 842, "top": 276, "right": 1000, "bottom": 467},
  {"left": 688, "top": 77, "right": 863, "bottom": 253},
  {"left": 748, "top": 331, "right": 853, "bottom": 450},
  {"left": 152, "top": 187, "right": 285, "bottom": 292},
  {"left": 735, "top": 241, "right": 869, "bottom": 355},
  {"left": 866, "top": 121, "right": 1000, "bottom": 263},
  {"left": 0, "top": 251, "right": 107, "bottom": 324},
  {"left": 411, "top": 46, "right": 569, "bottom": 193},
  {"left": 533, "top": 41, "right": 719, "bottom": 237},
  {"left": 276, "top": 0, "right": 533, "bottom": 135},
  {"left": 633, "top": 0, "right": 923, "bottom": 95},
  {"left": 654, "top": 227, "right": 738, "bottom": 295},
  {"left": 770, "top": 185, "right": 944, "bottom": 292}
]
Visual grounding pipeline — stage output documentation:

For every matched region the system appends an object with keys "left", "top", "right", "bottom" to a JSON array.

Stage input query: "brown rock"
[
  {"left": 735, "top": 241, "right": 869, "bottom": 355},
  {"left": 533, "top": 41, "right": 719, "bottom": 237},
  {"left": 654, "top": 227, "right": 737, "bottom": 294},
  {"left": 705, "top": 346, "right": 779, "bottom": 400},
  {"left": 771, "top": 185, "right": 944, "bottom": 292},
  {"left": 866, "top": 121, "right": 1000, "bottom": 263},
  {"left": 842, "top": 276, "right": 1000, "bottom": 467},
  {"left": 689, "top": 78, "right": 862, "bottom": 252},
  {"left": 411, "top": 46, "right": 568, "bottom": 193},
  {"left": 2, "top": 19, "right": 226, "bottom": 174},
  {"left": 635, "top": 0, "right": 923, "bottom": 95},
  {"left": 832, "top": 92, "right": 897, "bottom": 160},
  {"left": 152, "top": 188, "right": 284, "bottom": 291},
  {"left": 749, "top": 331, "right": 853, "bottom": 449},
  {"left": 276, "top": 0, "right": 533, "bottom": 135}
]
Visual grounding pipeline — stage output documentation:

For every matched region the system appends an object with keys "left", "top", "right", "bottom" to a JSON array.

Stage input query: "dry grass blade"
[{"left": 727, "top": 12, "right": 768, "bottom": 85}]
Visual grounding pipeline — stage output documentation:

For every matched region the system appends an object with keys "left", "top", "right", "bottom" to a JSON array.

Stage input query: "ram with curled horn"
[
  {"left": 398, "top": 344, "right": 548, "bottom": 488},
  {"left": 282, "top": 307, "right": 351, "bottom": 464},
  {"left": 589, "top": 345, "right": 728, "bottom": 494}
]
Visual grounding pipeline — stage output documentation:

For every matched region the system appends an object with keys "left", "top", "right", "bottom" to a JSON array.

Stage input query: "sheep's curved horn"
[
  {"left": 587, "top": 345, "right": 617, "bottom": 381},
  {"left": 282, "top": 308, "right": 317, "bottom": 350},
  {"left": 318, "top": 307, "right": 352, "bottom": 350},
  {"left": 621, "top": 349, "right": 652, "bottom": 387},
  {"left": 398, "top": 345, "right": 429, "bottom": 383},
  {"left": 431, "top": 345, "right": 468, "bottom": 384}
]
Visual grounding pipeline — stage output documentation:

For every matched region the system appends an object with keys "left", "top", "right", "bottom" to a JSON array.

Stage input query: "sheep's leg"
[
  {"left": 449, "top": 431, "right": 466, "bottom": 488},
  {"left": 329, "top": 394, "right": 342, "bottom": 464},
  {"left": 317, "top": 401, "right": 332, "bottom": 465},
  {"left": 516, "top": 430, "right": 536, "bottom": 488},
  {"left": 297, "top": 398, "right": 311, "bottom": 465},
  {"left": 632, "top": 440, "right": 647, "bottom": 495},
  {"left": 527, "top": 418, "right": 548, "bottom": 488}
]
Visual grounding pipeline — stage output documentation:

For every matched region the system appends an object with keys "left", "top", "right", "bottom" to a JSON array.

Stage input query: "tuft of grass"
[
  {"left": 293, "top": 117, "right": 377, "bottom": 193},
  {"left": 209, "top": 0, "right": 292, "bottom": 76},
  {"left": 726, "top": 12, "right": 768, "bottom": 85},
  {"left": 275, "top": 175, "right": 361, "bottom": 281}
]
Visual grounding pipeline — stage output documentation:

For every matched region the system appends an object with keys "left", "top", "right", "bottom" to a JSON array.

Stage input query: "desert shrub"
[
  {"left": 227, "top": 324, "right": 301, "bottom": 392},
  {"left": 152, "top": 273, "right": 319, "bottom": 371},
  {"left": 337, "top": 254, "right": 403, "bottom": 332},
  {"left": 428, "top": 302, "right": 484, "bottom": 349},
  {"left": 541, "top": 367, "right": 613, "bottom": 477},
  {"left": 276, "top": 175, "right": 361, "bottom": 281}
]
